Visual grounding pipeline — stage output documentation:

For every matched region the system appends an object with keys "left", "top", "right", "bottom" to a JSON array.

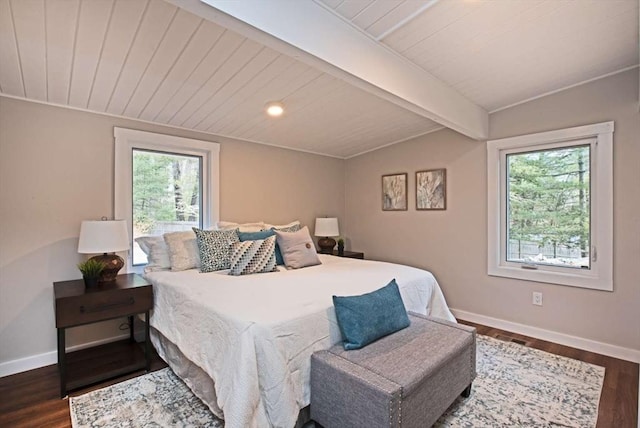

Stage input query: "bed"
[{"left": 145, "top": 254, "right": 455, "bottom": 428}]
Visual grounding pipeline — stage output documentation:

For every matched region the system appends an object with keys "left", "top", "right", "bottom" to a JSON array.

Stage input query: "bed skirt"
[{"left": 150, "top": 326, "right": 311, "bottom": 428}]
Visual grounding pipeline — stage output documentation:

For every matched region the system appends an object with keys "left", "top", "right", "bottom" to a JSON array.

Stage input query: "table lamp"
[
  {"left": 78, "top": 219, "right": 129, "bottom": 282},
  {"left": 315, "top": 218, "right": 339, "bottom": 254}
]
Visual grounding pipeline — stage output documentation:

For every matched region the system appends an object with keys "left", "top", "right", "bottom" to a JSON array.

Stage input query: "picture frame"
[
  {"left": 382, "top": 173, "right": 408, "bottom": 211},
  {"left": 416, "top": 169, "right": 446, "bottom": 210}
]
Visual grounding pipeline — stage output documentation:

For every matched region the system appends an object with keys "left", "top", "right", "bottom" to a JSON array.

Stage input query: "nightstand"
[
  {"left": 53, "top": 273, "right": 153, "bottom": 397},
  {"left": 332, "top": 250, "right": 364, "bottom": 259}
]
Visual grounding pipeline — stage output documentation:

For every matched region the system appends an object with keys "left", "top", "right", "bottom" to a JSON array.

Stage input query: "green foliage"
[
  {"left": 507, "top": 145, "right": 589, "bottom": 255},
  {"left": 337, "top": 238, "right": 345, "bottom": 246},
  {"left": 77, "top": 259, "right": 105, "bottom": 278},
  {"left": 132, "top": 151, "right": 200, "bottom": 234}
]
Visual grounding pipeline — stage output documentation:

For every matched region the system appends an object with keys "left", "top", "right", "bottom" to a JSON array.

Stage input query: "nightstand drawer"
[{"left": 56, "top": 286, "right": 152, "bottom": 328}]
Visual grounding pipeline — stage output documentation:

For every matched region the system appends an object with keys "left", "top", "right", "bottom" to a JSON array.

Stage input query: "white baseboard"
[
  {"left": 0, "top": 333, "right": 130, "bottom": 378},
  {"left": 451, "top": 308, "right": 640, "bottom": 363}
]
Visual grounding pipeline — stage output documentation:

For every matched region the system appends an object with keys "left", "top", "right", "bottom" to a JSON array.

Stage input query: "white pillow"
[
  {"left": 217, "top": 221, "right": 265, "bottom": 232},
  {"left": 163, "top": 230, "right": 201, "bottom": 271},
  {"left": 135, "top": 236, "right": 171, "bottom": 272}
]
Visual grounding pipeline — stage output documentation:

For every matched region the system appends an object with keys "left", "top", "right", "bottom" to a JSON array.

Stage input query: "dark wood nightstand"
[
  {"left": 331, "top": 250, "right": 364, "bottom": 259},
  {"left": 53, "top": 273, "right": 153, "bottom": 397}
]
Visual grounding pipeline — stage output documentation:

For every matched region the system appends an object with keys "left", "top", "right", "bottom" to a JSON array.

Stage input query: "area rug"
[
  {"left": 69, "top": 368, "right": 222, "bottom": 428},
  {"left": 69, "top": 335, "right": 605, "bottom": 427},
  {"left": 434, "top": 335, "right": 605, "bottom": 427}
]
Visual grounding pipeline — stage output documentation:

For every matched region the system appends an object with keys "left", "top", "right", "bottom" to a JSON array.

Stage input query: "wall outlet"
[{"left": 532, "top": 292, "right": 543, "bottom": 306}]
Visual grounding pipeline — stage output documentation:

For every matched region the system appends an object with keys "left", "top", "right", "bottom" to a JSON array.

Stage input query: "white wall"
[
  {"left": 344, "top": 69, "right": 640, "bottom": 357},
  {"left": 0, "top": 96, "right": 345, "bottom": 374}
]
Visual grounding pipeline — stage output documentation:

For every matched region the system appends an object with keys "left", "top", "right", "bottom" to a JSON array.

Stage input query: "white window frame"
[
  {"left": 114, "top": 127, "right": 220, "bottom": 273},
  {"left": 487, "top": 122, "right": 613, "bottom": 291}
]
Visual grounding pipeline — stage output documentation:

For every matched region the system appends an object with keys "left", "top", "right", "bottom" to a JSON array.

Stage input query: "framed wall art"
[
  {"left": 382, "top": 173, "right": 408, "bottom": 211},
  {"left": 416, "top": 169, "right": 446, "bottom": 210}
]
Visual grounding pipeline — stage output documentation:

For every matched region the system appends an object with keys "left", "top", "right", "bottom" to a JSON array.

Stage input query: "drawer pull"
[{"left": 80, "top": 297, "right": 135, "bottom": 314}]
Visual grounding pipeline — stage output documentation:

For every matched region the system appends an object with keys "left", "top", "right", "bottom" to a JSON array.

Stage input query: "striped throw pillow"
[{"left": 229, "top": 236, "right": 278, "bottom": 276}]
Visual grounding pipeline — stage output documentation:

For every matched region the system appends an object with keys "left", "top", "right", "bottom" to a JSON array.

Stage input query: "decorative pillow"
[
  {"left": 264, "top": 220, "right": 301, "bottom": 230},
  {"left": 269, "top": 223, "right": 301, "bottom": 265},
  {"left": 332, "top": 279, "right": 410, "bottom": 350},
  {"left": 238, "top": 229, "right": 296, "bottom": 266},
  {"left": 217, "top": 221, "right": 265, "bottom": 232},
  {"left": 135, "top": 236, "right": 171, "bottom": 272},
  {"left": 163, "top": 230, "right": 201, "bottom": 271},
  {"left": 229, "top": 236, "right": 278, "bottom": 276},
  {"left": 272, "top": 224, "right": 301, "bottom": 233},
  {"left": 274, "top": 226, "right": 321, "bottom": 269},
  {"left": 193, "top": 227, "right": 240, "bottom": 272},
  {"left": 237, "top": 230, "right": 275, "bottom": 241}
]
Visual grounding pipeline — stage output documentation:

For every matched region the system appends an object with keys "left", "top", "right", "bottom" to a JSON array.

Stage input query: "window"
[
  {"left": 114, "top": 128, "right": 219, "bottom": 272},
  {"left": 131, "top": 150, "right": 202, "bottom": 265},
  {"left": 487, "top": 122, "right": 613, "bottom": 291}
]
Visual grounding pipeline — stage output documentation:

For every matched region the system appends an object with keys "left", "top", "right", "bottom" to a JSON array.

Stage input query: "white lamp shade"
[
  {"left": 314, "top": 218, "right": 339, "bottom": 237},
  {"left": 78, "top": 220, "right": 129, "bottom": 254}
]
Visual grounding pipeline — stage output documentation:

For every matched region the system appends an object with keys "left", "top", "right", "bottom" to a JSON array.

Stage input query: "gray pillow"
[{"left": 274, "top": 226, "right": 321, "bottom": 269}]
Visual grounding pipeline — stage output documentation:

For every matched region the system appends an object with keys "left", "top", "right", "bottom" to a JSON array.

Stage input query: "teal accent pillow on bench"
[{"left": 333, "top": 279, "right": 410, "bottom": 350}]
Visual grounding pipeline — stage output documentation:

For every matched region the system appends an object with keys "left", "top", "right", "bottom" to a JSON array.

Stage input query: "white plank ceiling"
[
  {"left": 319, "top": 0, "right": 639, "bottom": 112},
  {"left": 0, "top": 0, "right": 637, "bottom": 158}
]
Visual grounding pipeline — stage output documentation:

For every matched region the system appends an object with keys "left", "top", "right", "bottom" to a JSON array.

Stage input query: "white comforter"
[{"left": 146, "top": 255, "right": 455, "bottom": 428}]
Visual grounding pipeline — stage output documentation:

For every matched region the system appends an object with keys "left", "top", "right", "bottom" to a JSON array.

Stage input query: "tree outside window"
[
  {"left": 132, "top": 150, "right": 201, "bottom": 264},
  {"left": 506, "top": 145, "right": 590, "bottom": 269}
]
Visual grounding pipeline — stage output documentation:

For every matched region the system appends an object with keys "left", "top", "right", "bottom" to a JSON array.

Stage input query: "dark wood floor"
[
  {"left": 0, "top": 343, "right": 168, "bottom": 428},
  {"left": 1, "top": 323, "right": 637, "bottom": 428}
]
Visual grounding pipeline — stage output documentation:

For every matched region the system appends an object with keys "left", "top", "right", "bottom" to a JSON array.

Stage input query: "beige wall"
[
  {"left": 1, "top": 69, "right": 638, "bottom": 370},
  {"left": 0, "top": 97, "right": 345, "bottom": 367},
  {"left": 345, "top": 69, "right": 640, "bottom": 351}
]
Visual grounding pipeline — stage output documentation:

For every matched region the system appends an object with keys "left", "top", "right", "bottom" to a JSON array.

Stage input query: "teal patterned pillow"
[
  {"left": 273, "top": 223, "right": 301, "bottom": 233},
  {"left": 192, "top": 228, "right": 240, "bottom": 272},
  {"left": 229, "top": 236, "right": 278, "bottom": 276}
]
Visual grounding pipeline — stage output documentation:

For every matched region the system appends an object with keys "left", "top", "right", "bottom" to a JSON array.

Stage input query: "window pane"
[
  {"left": 132, "top": 149, "right": 202, "bottom": 265},
  {"left": 506, "top": 145, "right": 590, "bottom": 269}
]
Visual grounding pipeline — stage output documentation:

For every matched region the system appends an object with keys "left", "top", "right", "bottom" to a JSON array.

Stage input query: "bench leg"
[{"left": 461, "top": 383, "right": 472, "bottom": 398}]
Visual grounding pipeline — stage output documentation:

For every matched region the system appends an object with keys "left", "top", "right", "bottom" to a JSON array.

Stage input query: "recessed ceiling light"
[{"left": 265, "top": 101, "right": 284, "bottom": 117}]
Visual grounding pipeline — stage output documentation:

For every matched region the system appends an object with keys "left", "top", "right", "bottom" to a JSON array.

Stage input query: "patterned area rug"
[
  {"left": 435, "top": 335, "right": 605, "bottom": 427},
  {"left": 69, "top": 335, "right": 605, "bottom": 428},
  {"left": 69, "top": 368, "right": 222, "bottom": 428}
]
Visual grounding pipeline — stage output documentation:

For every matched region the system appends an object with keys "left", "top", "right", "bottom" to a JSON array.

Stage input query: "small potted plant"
[
  {"left": 337, "top": 238, "right": 345, "bottom": 256},
  {"left": 78, "top": 259, "right": 105, "bottom": 287}
]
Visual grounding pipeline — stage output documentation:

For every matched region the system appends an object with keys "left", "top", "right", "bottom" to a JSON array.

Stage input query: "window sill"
[{"left": 488, "top": 264, "right": 612, "bottom": 291}]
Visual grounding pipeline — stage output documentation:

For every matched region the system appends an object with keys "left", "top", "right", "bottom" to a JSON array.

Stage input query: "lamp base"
[
  {"left": 89, "top": 253, "right": 125, "bottom": 283},
  {"left": 318, "top": 237, "right": 336, "bottom": 254}
]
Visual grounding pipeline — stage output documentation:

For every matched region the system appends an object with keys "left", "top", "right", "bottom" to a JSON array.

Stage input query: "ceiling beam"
[{"left": 169, "top": 0, "right": 488, "bottom": 140}]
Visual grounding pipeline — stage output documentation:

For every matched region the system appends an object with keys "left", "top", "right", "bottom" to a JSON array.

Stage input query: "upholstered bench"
[{"left": 310, "top": 313, "right": 476, "bottom": 428}]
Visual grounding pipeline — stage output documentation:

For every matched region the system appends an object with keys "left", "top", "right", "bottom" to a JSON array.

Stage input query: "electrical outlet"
[{"left": 532, "top": 292, "right": 543, "bottom": 306}]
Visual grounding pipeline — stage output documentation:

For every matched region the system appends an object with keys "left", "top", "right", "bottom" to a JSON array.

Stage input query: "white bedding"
[{"left": 146, "top": 254, "right": 455, "bottom": 428}]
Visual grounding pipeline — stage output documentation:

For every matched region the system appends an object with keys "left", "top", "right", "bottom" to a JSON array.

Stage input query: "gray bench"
[{"left": 310, "top": 312, "right": 476, "bottom": 428}]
